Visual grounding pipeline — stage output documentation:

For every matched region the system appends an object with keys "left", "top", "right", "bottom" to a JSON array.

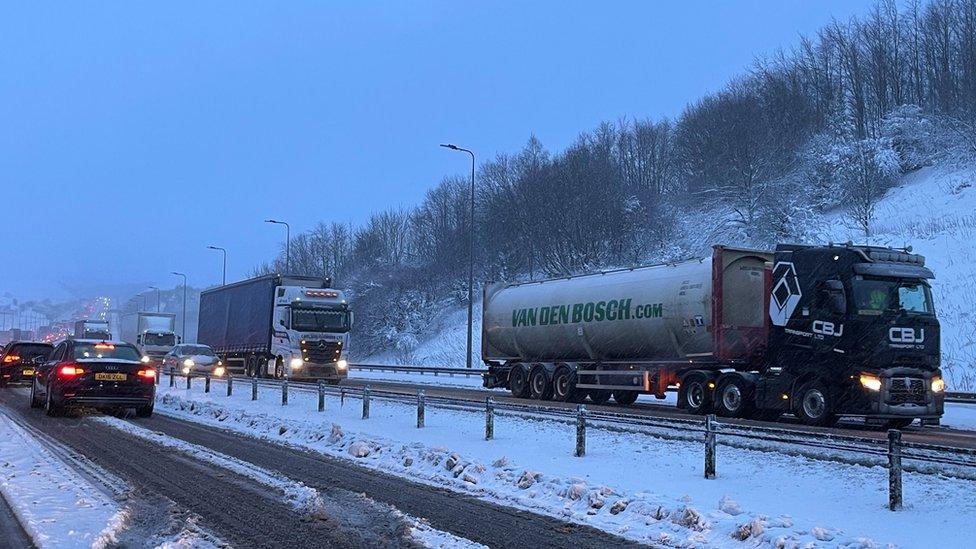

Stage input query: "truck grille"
[
  {"left": 887, "top": 377, "right": 926, "bottom": 405},
  {"left": 302, "top": 340, "right": 342, "bottom": 364}
]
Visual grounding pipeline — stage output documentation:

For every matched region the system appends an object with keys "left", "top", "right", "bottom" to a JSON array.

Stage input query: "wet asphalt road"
[
  {"left": 0, "top": 389, "right": 647, "bottom": 548},
  {"left": 0, "top": 489, "right": 33, "bottom": 549}
]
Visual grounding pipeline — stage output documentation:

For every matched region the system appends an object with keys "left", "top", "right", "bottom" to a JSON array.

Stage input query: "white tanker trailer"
[{"left": 482, "top": 244, "right": 945, "bottom": 428}]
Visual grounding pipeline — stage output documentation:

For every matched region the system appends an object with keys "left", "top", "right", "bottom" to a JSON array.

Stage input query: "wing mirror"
[{"left": 823, "top": 280, "right": 847, "bottom": 315}]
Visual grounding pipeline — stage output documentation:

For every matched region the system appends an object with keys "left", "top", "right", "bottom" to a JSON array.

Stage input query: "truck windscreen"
[
  {"left": 291, "top": 308, "right": 349, "bottom": 332},
  {"left": 144, "top": 333, "right": 176, "bottom": 346},
  {"left": 853, "top": 279, "right": 934, "bottom": 315}
]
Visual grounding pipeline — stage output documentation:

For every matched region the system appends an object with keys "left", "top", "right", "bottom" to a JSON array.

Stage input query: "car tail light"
[
  {"left": 137, "top": 369, "right": 156, "bottom": 379},
  {"left": 2, "top": 355, "right": 20, "bottom": 363},
  {"left": 58, "top": 364, "right": 85, "bottom": 377}
]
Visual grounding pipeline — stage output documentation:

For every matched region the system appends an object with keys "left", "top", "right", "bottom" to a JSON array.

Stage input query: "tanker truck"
[{"left": 482, "top": 244, "right": 944, "bottom": 428}]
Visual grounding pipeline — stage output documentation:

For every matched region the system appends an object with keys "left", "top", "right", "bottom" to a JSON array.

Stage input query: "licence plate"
[
  {"left": 95, "top": 373, "right": 127, "bottom": 382},
  {"left": 21, "top": 369, "right": 34, "bottom": 376}
]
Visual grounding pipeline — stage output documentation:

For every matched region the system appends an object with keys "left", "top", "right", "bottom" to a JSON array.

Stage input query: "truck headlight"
[
  {"left": 289, "top": 357, "right": 304, "bottom": 369},
  {"left": 214, "top": 366, "right": 226, "bottom": 377},
  {"left": 931, "top": 376, "right": 945, "bottom": 393},
  {"left": 859, "top": 373, "right": 882, "bottom": 392},
  {"left": 337, "top": 359, "right": 348, "bottom": 370},
  {"left": 183, "top": 359, "right": 194, "bottom": 368}
]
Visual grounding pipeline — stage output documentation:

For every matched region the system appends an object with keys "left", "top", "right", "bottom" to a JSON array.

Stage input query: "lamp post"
[
  {"left": 440, "top": 143, "right": 476, "bottom": 369},
  {"left": 171, "top": 272, "right": 187, "bottom": 341},
  {"left": 207, "top": 245, "right": 227, "bottom": 285},
  {"left": 148, "top": 286, "right": 160, "bottom": 312},
  {"left": 265, "top": 219, "right": 291, "bottom": 273}
]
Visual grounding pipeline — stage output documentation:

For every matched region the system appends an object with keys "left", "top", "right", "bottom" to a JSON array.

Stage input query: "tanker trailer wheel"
[
  {"left": 715, "top": 377, "right": 754, "bottom": 418},
  {"left": 612, "top": 391, "right": 639, "bottom": 406},
  {"left": 678, "top": 375, "right": 711, "bottom": 414},
  {"left": 509, "top": 364, "right": 531, "bottom": 398},
  {"left": 587, "top": 389, "right": 611, "bottom": 405},
  {"left": 794, "top": 381, "right": 839, "bottom": 427},
  {"left": 529, "top": 365, "right": 554, "bottom": 400},
  {"left": 552, "top": 366, "right": 583, "bottom": 402}
]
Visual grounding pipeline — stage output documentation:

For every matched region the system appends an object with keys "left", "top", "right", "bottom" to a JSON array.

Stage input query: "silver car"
[{"left": 162, "top": 344, "right": 226, "bottom": 377}]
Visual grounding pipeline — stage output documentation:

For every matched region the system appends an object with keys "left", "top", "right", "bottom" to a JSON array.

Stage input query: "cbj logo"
[
  {"left": 812, "top": 320, "right": 844, "bottom": 337},
  {"left": 889, "top": 327, "right": 925, "bottom": 343}
]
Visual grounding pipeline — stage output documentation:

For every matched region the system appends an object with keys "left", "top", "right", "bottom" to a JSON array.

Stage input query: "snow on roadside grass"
[
  {"left": 155, "top": 380, "right": 976, "bottom": 548},
  {"left": 0, "top": 413, "right": 125, "bottom": 549}
]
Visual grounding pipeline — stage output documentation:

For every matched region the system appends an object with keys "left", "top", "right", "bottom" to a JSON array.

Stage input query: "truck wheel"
[
  {"left": 245, "top": 356, "right": 257, "bottom": 377},
  {"left": 587, "top": 389, "right": 611, "bottom": 405},
  {"left": 273, "top": 358, "right": 284, "bottom": 379},
  {"left": 679, "top": 376, "right": 710, "bottom": 414},
  {"left": 552, "top": 366, "right": 582, "bottom": 402},
  {"left": 612, "top": 391, "right": 639, "bottom": 406},
  {"left": 509, "top": 365, "right": 531, "bottom": 398},
  {"left": 529, "top": 366, "right": 553, "bottom": 400},
  {"left": 715, "top": 377, "right": 754, "bottom": 418},
  {"left": 794, "top": 381, "right": 838, "bottom": 427}
]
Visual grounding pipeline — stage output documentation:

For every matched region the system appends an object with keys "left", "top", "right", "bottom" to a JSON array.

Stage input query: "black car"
[
  {"left": 1, "top": 341, "right": 53, "bottom": 387},
  {"left": 30, "top": 339, "right": 156, "bottom": 417}
]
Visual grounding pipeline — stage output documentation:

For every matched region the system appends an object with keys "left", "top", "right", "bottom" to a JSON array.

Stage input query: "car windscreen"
[
  {"left": 291, "top": 308, "right": 350, "bottom": 332},
  {"left": 144, "top": 333, "right": 177, "bottom": 346},
  {"left": 73, "top": 343, "right": 142, "bottom": 361},
  {"left": 181, "top": 345, "right": 215, "bottom": 356}
]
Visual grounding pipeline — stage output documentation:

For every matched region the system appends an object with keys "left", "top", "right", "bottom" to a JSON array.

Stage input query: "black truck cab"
[{"left": 762, "top": 243, "right": 944, "bottom": 425}]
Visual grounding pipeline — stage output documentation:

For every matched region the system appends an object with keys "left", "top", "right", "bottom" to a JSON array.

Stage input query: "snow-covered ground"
[
  {"left": 350, "top": 367, "right": 491, "bottom": 390},
  {"left": 0, "top": 412, "right": 124, "bottom": 548},
  {"left": 155, "top": 379, "right": 976, "bottom": 548}
]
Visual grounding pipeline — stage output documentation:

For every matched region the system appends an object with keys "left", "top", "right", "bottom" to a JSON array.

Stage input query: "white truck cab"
[{"left": 271, "top": 286, "right": 352, "bottom": 379}]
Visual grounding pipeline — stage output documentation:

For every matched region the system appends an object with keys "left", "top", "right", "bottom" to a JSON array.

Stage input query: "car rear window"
[
  {"left": 73, "top": 343, "right": 142, "bottom": 362},
  {"left": 5, "top": 344, "right": 52, "bottom": 359}
]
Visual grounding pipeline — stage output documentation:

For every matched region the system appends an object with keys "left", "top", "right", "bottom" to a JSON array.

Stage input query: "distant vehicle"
[
  {"left": 482, "top": 244, "right": 943, "bottom": 428},
  {"left": 120, "top": 312, "right": 178, "bottom": 363},
  {"left": 197, "top": 274, "right": 351, "bottom": 382},
  {"left": 30, "top": 339, "right": 156, "bottom": 417},
  {"left": 162, "top": 344, "right": 225, "bottom": 377},
  {"left": 73, "top": 319, "right": 112, "bottom": 340},
  {"left": 0, "top": 341, "right": 53, "bottom": 387}
]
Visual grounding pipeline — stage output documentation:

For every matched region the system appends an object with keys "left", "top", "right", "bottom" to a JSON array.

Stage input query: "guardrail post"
[
  {"left": 186, "top": 373, "right": 192, "bottom": 390},
  {"left": 169, "top": 367, "right": 174, "bottom": 388},
  {"left": 155, "top": 368, "right": 160, "bottom": 385},
  {"left": 362, "top": 385, "right": 371, "bottom": 419},
  {"left": 485, "top": 396, "right": 494, "bottom": 440},
  {"left": 575, "top": 404, "right": 586, "bottom": 457},
  {"left": 251, "top": 376, "right": 258, "bottom": 401},
  {"left": 417, "top": 389, "right": 425, "bottom": 428},
  {"left": 281, "top": 379, "right": 289, "bottom": 406},
  {"left": 340, "top": 387, "right": 346, "bottom": 407},
  {"left": 704, "top": 414, "right": 717, "bottom": 479},
  {"left": 204, "top": 375, "right": 211, "bottom": 393},
  {"left": 317, "top": 380, "right": 325, "bottom": 412},
  {"left": 227, "top": 375, "right": 233, "bottom": 397},
  {"left": 888, "top": 429, "right": 903, "bottom": 511}
]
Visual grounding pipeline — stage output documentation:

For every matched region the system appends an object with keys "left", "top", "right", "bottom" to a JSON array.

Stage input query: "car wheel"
[
  {"left": 679, "top": 376, "right": 711, "bottom": 414},
  {"left": 715, "top": 377, "right": 754, "bottom": 418},
  {"left": 45, "top": 383, "right": 62, "bottom": 417},
  {"left": 529, "top": 366, "right": 553, "bottom": 400},
  {"left": 136, "top": 402, "right": 154, "bottom": 418},
  {"left": 509, "top": 365, "right": 530, "bottom": 398},
  {"left": 29, "top": 377, "right": 42, "bottom": 409},
  {"left": 794, "top": 381, "right": 838, "bottom": 427},
  {"left": 612, "top": 390, "right": 639, "bottom": 406}
]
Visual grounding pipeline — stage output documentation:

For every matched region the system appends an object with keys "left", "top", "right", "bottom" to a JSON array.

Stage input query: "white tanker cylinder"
[{"left": 481, "top": 248, "right": 770, "bottom": 364}]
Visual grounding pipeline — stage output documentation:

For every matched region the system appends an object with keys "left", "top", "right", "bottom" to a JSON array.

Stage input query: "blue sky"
[{"left": 0, "top": 1, "right": 875, "bottom": 299}]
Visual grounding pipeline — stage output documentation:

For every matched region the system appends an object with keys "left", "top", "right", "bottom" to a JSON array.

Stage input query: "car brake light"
[
  {"left": 137, "top": 369, "right": 156, "bottom": 379},
  {"left": 2, "top": 355, "right": 20, "bottom": 363},
  {"left": 94, "top": 343, "right": 115, "bottom": 350},
  {"left": 58, "top": 364, "right": 85, "bottom": 377}
]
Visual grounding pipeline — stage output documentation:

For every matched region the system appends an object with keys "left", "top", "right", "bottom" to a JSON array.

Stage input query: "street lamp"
[
  {"left": 440, "top": 143, "right": 476, "bottom": 369},
  {"left": 148, "top": 286, "right": 160, "bottom": 312},
  {"left": 265, "top": 219, "right": 291, "bottom": 273},
  {"left": 171, "top": 272, "right": 187, "bottom": 342},
  {"left": 207, "top": 245, "right": 227, "bottom": 285}
]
